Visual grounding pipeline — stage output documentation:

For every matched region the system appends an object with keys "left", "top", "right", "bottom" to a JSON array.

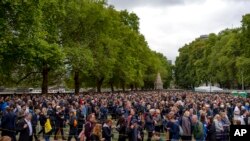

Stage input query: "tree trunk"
[
  {"left": 110, "top": 82, "right": 114, "bottom": 92},
  {"left": 74, "top": 70, "right": 80, "bottom": 95},
  {"left": 122, "top": 83, "right": 125, "bottom": 92},
  {"left": 130, "top": 84, "right": 134, "bottom": 91},
  {"left": 42, "top": 63, "right": 49, "bottom": 94},
  {"left": 135, "top": 84, "right": 138, "bottom": 91},
  {"left": 96, "top": 77, "right": 104, "bottom": 93}
]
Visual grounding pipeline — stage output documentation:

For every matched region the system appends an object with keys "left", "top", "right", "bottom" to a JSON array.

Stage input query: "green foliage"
[
  {"left": 175, "top": 14, "right": 250, "bottom": 89},
  {"left": 0, "top": 0, "right": 172, "bottom": 92}
]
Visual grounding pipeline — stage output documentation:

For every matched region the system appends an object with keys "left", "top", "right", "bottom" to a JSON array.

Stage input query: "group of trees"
[
  {"left": 0, "top": 0, "right": 172, "bottom": 93},
  {"left": 175, "top": 14, "right": 250, "bottom": 89}
]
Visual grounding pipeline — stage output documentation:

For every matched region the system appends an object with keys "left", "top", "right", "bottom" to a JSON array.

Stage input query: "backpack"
[
  {"left": 45, "top": 119, "right": 52, "bottom": 133},
  {"left": 74, "top": 119, "right": 78, "bottom": 127}
]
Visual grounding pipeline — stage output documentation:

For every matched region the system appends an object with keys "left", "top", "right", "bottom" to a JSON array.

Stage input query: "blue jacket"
[
  {"left": 100, "top": 106, "right": 109, "bottom": 120},
  {"left": 167, "top": 121, "right": 180, "bottom": 140},
  {"left": 0, "top": 102, "right": 8, "bottom": 112},
  {"left": 102, "top": 123, "right": 112, "bottom": 141},
  {"left": 1, "top": 111, "right": 16, "bottom": 130},
  {"left": 81, "top": 105, "right": 87, "bottom": 118}
]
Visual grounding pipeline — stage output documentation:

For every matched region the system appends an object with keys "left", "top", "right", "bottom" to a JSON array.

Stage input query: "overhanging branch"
[{"left": 16, "top": 71, "right": 41, "bottom": 85}]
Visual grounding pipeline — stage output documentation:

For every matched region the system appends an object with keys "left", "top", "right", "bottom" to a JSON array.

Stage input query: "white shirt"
[{"left": 25, "top": 119, "right": 33, "bottom": 136}]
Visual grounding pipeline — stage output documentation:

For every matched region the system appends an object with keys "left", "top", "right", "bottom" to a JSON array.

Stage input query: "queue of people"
[{"left": 0, "top": 91, "right": 249, "bottom": 141}]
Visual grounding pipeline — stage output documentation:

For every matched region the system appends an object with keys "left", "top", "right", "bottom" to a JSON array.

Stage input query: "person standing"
[
  {"left": 31, "top": 109, "right": 39, "bottom": 141},
  {"left": 154, "top": 109, "right": 162, "bottom": 133},
  {"left": 166, "top": 112, "right": 180, "bottom": 141},
  {"left": 84, "top": 114, "right": 96, "bottom": 141},
  {"left": 102, "top": 119, "right": 113, "bottom": 141},
  {"left": 206, "top": 117, "right": 216, "bottom": 141},
  {"left": 192, "top": 115, "right": 204, "bottom": 141},
  {"left": 38, "top": 109, "right": 46, "bottom": 137},
  {"left": 54, "top": 106, "right": 66, "bottom": 140},
  {"left": 90, "top": 124, "right": 103, "bottom": 141},
  {"left": 17, "top": 113, "right": 33, "bottom": 141},
  {"left": 180, "top": 111, "right": 192, "bottom": 141},
  {"left": 67, "top": 111, "right": 79, "bottom": 141},
  {"left": 116, "top": 117, "right": 127, "bottom": 141},
  {"left": 76, "top": 105, "right": 85, "bottom": 135},
  {"left": 1, "top": 106, "right": 16, "bottom": 141},
  {"left": 44, "top": 114, "right": 52, "bottom": 141},
  {"left": 214, "top": 114, "right": 224, "bottom": 141},
  {"left": 145, "top": 109, "right": 155, "bottom": 141}
]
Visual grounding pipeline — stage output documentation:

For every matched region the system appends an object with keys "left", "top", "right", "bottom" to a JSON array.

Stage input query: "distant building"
[
  {"left": 200, "top": 35, "right": 208, "bottom": 39},
  {"left": 154, "top": 73, "right": 163, "bottom": 90}
]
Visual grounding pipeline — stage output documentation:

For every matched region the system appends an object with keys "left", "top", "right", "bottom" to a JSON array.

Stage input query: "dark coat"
[
  {"left": 39, "top": 114, "right": 46, "bottom": 127},
  {"left": 145, "top": 114, "right": 155, "bottom": 132},
  {"left": 167, "top": 121, "right": 180, "bottom": 140},
  {"left": 206, "top": 122, "right": 216, "bottom": 141},
  {"left": 127, "top": 126, "right": 138, "bottom": 141},
  {"left": 55, "top": 111, "right": 65, "bottom": 128},
  {"left": 68, "top": 115, "right": 78, "bottom": 133},
  {"left": 1, "top": 111, "right": 16, "bottom": 130},
  {"left": 90, "top": 134, "right": 100, "bottom": 141},
  {"left": 84, "top": 121, "right": 94, "bottom": 141},
  {"left": 117, "top": 124, "right": 127, "bottom": 141},
  {"left": 102, "top": 123, "right": 112, "bottom": 141},
  {"left": 17, "top": 119, "right": 33, "bottom": 141}
]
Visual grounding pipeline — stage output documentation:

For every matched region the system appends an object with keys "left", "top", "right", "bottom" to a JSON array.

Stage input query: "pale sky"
[{"left": 108, "top": 0, "right": 250, "bottom": 62}]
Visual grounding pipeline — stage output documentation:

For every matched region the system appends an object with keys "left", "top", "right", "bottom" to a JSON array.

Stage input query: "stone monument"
[{"left": 154, "top": 73, "right": 163, "bottom": 90}]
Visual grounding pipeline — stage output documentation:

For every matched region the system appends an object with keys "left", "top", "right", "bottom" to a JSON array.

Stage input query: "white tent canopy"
[{"left": 195, "top": 86, "right": 223, "bottom": 92}]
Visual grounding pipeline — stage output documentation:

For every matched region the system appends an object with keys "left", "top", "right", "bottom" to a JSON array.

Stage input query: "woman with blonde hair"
[
  {"left": 90, "top": 124, "right": 104, "bottom": 141},
  {"left": 214, "top": 114, "right": 224, "bottom": 141}
]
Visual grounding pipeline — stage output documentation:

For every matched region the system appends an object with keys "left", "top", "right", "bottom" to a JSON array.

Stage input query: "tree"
[{"left": 0, "top": 0, "right": 65, "bottom": 93}]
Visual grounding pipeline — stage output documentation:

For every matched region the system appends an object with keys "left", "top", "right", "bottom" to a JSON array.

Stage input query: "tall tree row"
[
  {"left": 175, "top": 14, "right": 250, "bottom": 89},
  {"left": 0, "top": 0, "right": 172, "bottom": 93}
]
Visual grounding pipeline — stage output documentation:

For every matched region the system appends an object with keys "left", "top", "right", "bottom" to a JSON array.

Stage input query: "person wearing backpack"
[
  {"left": 67, "top": 111, "right": 79, "bottom": 141},
  {"left": 180, "top": 111, "right": 192, "bottom": 141},
  {"left": 192, "top": 115, "right": 204, "bottom": 141},
  {"left": 76, "top": 105, "right": 85, "bottom": 137}
]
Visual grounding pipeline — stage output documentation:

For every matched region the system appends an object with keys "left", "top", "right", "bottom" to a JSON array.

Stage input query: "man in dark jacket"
[
  {"left": 1, "top": 106, "right": 16, "bottom": 141},
  {"left": 17, "top": 113, "right": 33, "bottom": 141},
  {"left": 145, "top": 110, "right": 155, "bottom": 141},
  {"left": 38, "top": 111, "right": 46, "bottom": 137},
  {"left": 54, "top": 106, "right": 66, "bottom": 140},
  {"left": 128, "top": 119, "right": 139, "bottom": 141},
  {"left": 67, "top": 111, "right": 79, "bottom": 141},
  {"left": 76, "top": 107, "right": 85, "bottom": 136},
  {"left": 31, "top": 109, "right": 39, "bottom": 141}
]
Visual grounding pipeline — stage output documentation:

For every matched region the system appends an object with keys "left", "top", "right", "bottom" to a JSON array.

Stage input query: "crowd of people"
[{"left": 0, "top": 91, "right": 249, "bottom": 141}]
